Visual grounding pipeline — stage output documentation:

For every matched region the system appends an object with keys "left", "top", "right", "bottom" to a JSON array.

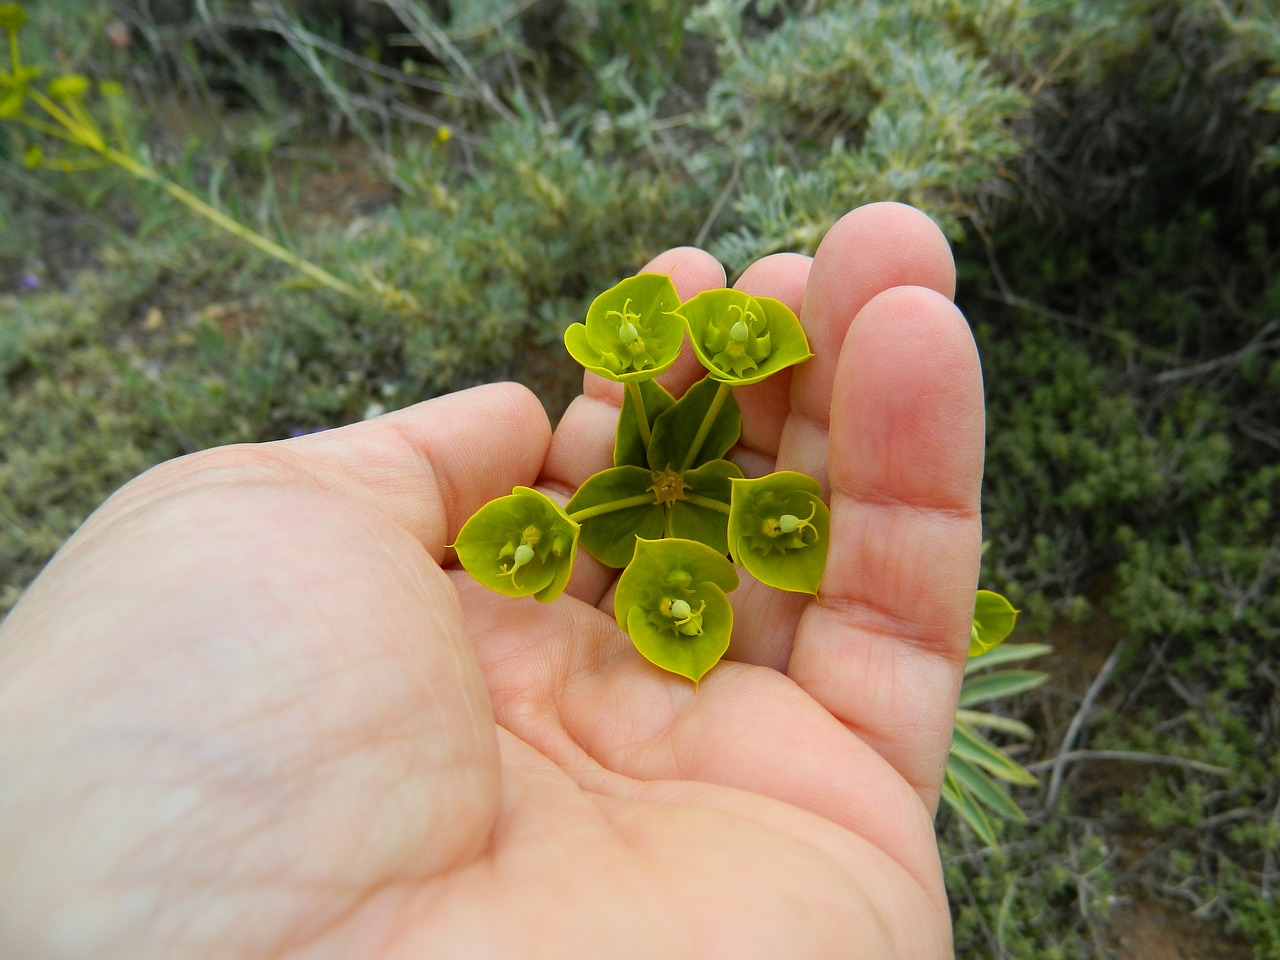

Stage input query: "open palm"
[{"left": 0, "top": 203, "right": 984, "bottom": 959}]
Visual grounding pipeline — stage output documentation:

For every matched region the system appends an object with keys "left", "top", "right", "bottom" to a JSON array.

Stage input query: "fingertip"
[
  {"left": 814, "top": 203, "right": 956, "bottom": 303},
  {"left": 830, "top": 284, "right": 983, "bottom": 514},
  {"left": 640, "top": 246, "right": 727, "bottom": 300},
  {"left": 790, "top": 203, "right": 958, "bottom": 432},
  {"left": 735, "top": 252, "right": 812, "bottom": 313}
]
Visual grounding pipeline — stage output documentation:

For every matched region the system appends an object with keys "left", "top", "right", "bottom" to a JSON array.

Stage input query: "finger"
[
  {"left": 115, "top": 383, "right": 553, "bottom": 564},
  {"left": 789, "top": 285, "right": 985, "bottom": 812},
  {"left": 724, "top": 203, "right": 957, "bottom": 670},
  {"left": 543, "top": 247, "right": 727, "bottom": 605},
  {"left": 779, "top": 202, "right": 956, "bottom": 491}
]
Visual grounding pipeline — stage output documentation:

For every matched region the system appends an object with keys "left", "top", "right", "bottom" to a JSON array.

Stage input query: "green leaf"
[
  {"left": 453, "top": 487, "right": 579, "bottom": 602},
  {"left": 951, "top": 723, "right": 1040, "bottom": 786},
  {"left": 728, "top": 471, "right": 829, "bottom": 594},
  {"left": 964, "top": 642, "right": 1052, "bottom": 675},
  {"left": 957, "top": 669, "right": 1049, "bottom": 709},
  {"left": 955, "top": 709, "right": 1036, "bottom": 741},
  {"left": 564, "top": 273, "right": 685, "bottom": 382},
  {"left": 969, "top": 589, "right": 1020, "bottom": 656},
  {"left": 941, "top": 768, "right": 999, "bottom": 848},
  {"left": 682, "top": 288, "right": 813, "bottom": 385},
  {"left": 947, "top": 753, "right": 1029, "bottom": 823},
  {"left": 647, "top": 376, "right": 740, "bottom": 472},
  {"left": 669, "top": 459, "right": 741, "bottom": 555},
  {"left": 615, "top": 378, "right": 674, "bottom": 468},
  {"left": 614, "top": 538, "right": 739, "bottom": 685},
  {"left": 565, "top": 465, "right": 663, "bottom": 568}
]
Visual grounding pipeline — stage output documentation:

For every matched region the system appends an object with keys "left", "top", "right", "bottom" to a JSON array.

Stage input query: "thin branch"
[
  {"left": 1026, "top": 749, "right": 1230, "bottom": 778},
  {"left": 380, "top": 0, "right": 516, "bottom": 122},
  {"left": 1151, "top": 319, "right": 1280, "bottom": 384},
  {"left": 1043, "top": 637, "right": 1129, "bottom": 813}
]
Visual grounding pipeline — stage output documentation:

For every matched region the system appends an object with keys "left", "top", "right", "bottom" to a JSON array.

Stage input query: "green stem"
[
  {"left": 17, "top": 81, "right": 368, "bottom": 305},
  {"left": 680, "top": 381, "right": 732, "bottom": 472},
  {"left": 99, "top": 144, "right": 366, "bottom": 303},
  {"left": 625, "top": 380, "right": 652, "bottom": 448},
  {"left": 568, "top": 493, "right": 654, "bottom": 523},
  {"left": 684, "top": 493, "right": 731, "bottom": 514}
]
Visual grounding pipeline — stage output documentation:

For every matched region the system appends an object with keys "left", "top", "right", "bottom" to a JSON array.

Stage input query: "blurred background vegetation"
[{"left": 2, "top": 0, "right": 1278, "bottom": 956}]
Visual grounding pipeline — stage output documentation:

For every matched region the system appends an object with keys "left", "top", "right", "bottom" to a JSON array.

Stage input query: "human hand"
[{"left": 0, "top": 202, "right": 983, "bottom": 959}]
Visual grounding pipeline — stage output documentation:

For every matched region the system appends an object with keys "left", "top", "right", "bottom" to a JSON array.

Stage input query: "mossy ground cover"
[{"left": 3, "top": 1, "right": 1279, "bottom": 956}]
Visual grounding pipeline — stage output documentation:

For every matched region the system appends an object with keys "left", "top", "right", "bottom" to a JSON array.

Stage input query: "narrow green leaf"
[
  {"left": 564, "top": 273, "right": 685, "bottom": 382},
  {"left": 453, "top": 487, "right": 579, "bottom": 602},
  {"left": 970, "top": 589, "right": 1020, "bottom": 656},
  {"left": 647, "top": 376, "right": 741, "bottom": 472},
  {"left": 958, "top": 669, "right": 1050, "bottom": 708},
  {"left": 682, "top": 288, "right": 813, "bottom": 385},
  {"left": 955, "top": 709, "right": 1036, "bottom": 740},
  {"left": 615, "top": 378, "right": 674, "bottom": 468},
  {"left": 964, "top": 642, "right": 1053, "bottom": 676},
  {"left": 941, "top": 767, "right": 999, "bottom": 848},
  {"left": 566, "top": 466, "right": 662, "bottom": 568},
  {"left": 951, "top": 723, "right": 1040, "bottom": 786},
  {"left": 615, "top": 538, "right": 739, "bottom": 685},
  {"left": 728, "top": 471, "right": 829, "bottom": 594},
  {"left": 947, "top": 753, "right": 1029, "bottom": 823}
]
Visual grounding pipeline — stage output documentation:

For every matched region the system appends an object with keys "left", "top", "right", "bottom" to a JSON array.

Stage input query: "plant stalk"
[
  {"left": 681, "top": 381, "right": 732, "bottom": 472},
  {"left": 568, "top": 493, "right": 654, "bottom": 523},
  {"left": 625, "top": 380, "right": 652, "bottom": 448}
]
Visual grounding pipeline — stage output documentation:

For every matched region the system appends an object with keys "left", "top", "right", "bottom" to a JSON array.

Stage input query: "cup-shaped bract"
[
  {"left": 728, "top": 471, "right": 830, "bottom": 595},
  {"left": 969, "top": 590, "right": 1020, "bottom": 656},
  {"left": 564, "top": 273, "right": 686, "bottom": 382},
  {"left": 682, "top": 289, "right": 813, "bottom": 385},
  {"left": 614, "top": 537, "right": 739, "bottom": 684},
  {"left": 453, "top": 487, "right": 580, "bottom": 602}
]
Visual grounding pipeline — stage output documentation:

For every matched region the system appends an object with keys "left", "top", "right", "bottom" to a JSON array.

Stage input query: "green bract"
[
  {"left": 453, "top": 487, "right": 579, "bottom": 602},
  {"left": 565, "top": 456, "right": 742, "bottom": 568},
  {"left": 647, "top": 375, "right": 740, "bottom": 472},
  {"left": 682, "top": 288, "right": 813, "bottom": 385},
  {"left": 614, "top": 538, "right": 739, "bottom": 684},
  {"left": 728, "top": 471, "right": 830, "bottom": 595},
  {"left": 564, "top": 273, "right": 686, "bottom": 382},
  {"left": 969, "top": 589, "right": 1020, "bottom": 656}
]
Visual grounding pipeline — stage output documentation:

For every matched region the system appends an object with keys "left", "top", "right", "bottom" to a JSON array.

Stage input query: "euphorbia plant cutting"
[
  {"left": 454, "top": 272, "right": 827, "bottom": 685},
  {"left": 455, "top": 271, "right": 1019, "bottom": 697}
]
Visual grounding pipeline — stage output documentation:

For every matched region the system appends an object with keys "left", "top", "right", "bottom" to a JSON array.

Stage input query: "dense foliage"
[{"left": 2, "top": 0, "right": 1278, "bottom": 956}]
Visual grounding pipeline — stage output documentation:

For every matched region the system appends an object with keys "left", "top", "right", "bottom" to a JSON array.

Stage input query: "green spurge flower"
[
  {"left": 453, "top": 487, "right": 579, "bottom": 602},
  {"left": 728, "top": 471, "right": 830, "bottom": 595},
  {"left": 0, "top": 3, "right": 26, "bottom": 32},
  {"left": 564, "top": 273, "right": 686, "bottom": 382},
  {"left": 682, "top": 288, "right": 813, "bottom": 385},
  {"left": 614, "top": 538, "right": 739, "bottom": 684}
]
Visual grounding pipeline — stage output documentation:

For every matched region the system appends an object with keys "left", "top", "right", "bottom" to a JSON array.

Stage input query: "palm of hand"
[{"left": 0, "top": 205, "right": 982, "bottom": 959}]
